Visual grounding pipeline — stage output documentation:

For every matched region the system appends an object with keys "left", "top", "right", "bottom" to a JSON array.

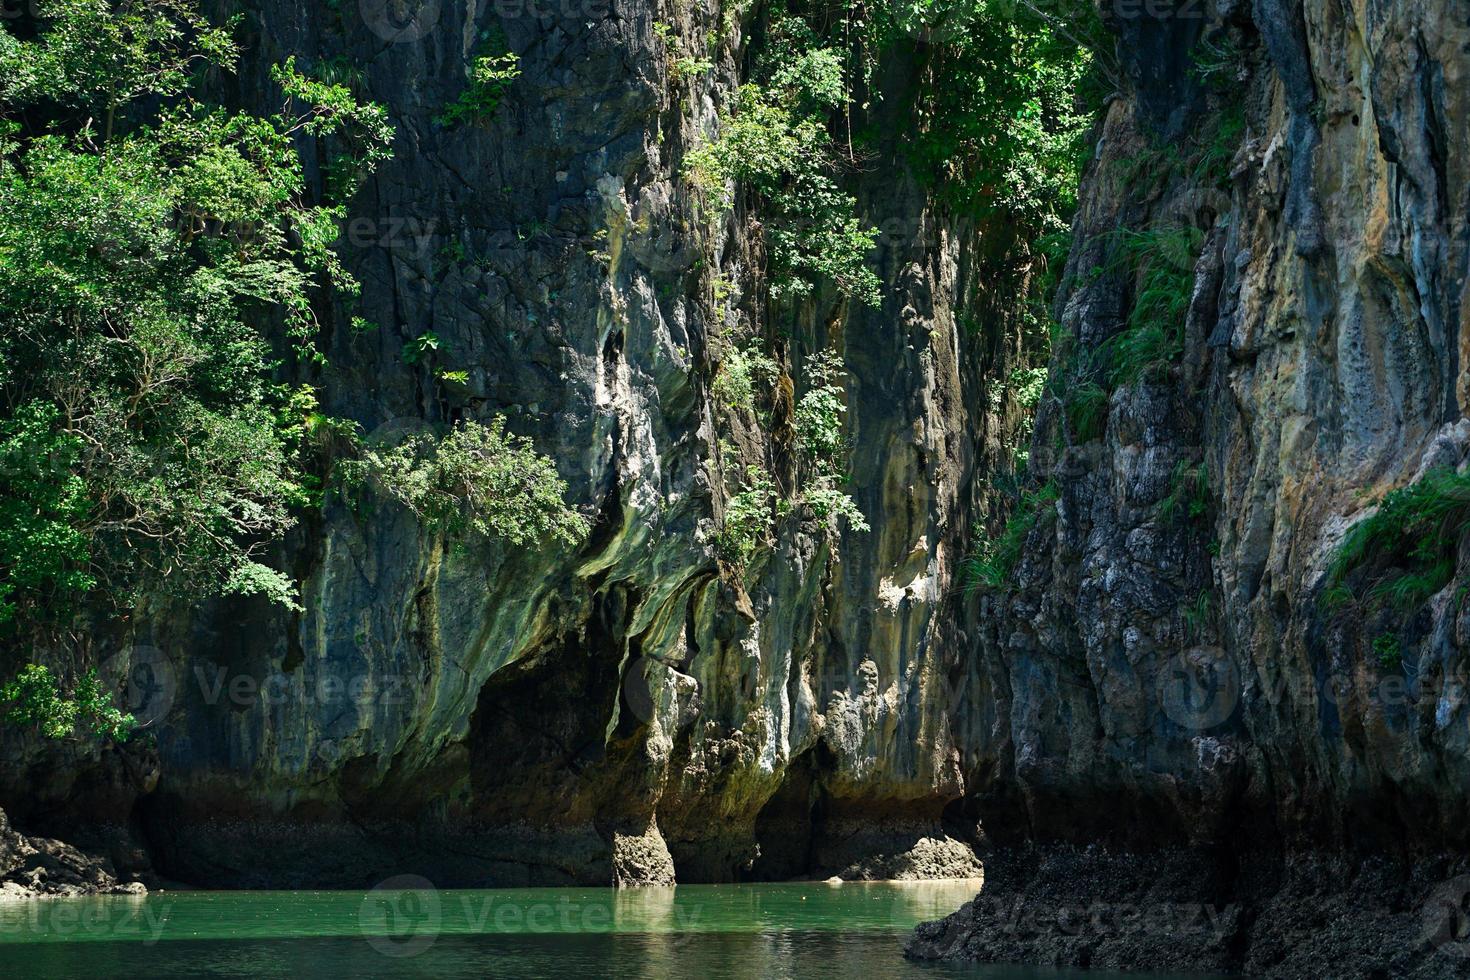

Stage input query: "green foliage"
[
  {"left": 803, "top": 482, "right": 869, "bottom": 531},
  {"left": 0, "top": 2, "right": 393, "bottom": 634},
  {"left": 1368, "top": 560, "right": 1455, "bottom": 614},
  {"left": 1328, "top": 467, "right": 1470, "bottom": 616},
  {"left": 0, "top": 404, "right": 94, "bottom": 625},
  {"left": 989, "top": 366, "right": 1048, "bottom": 468},
  {"left": 963, "top": 479, "right": 1060, "bottom": 591},
  {"left": 0, "top": 663, "right": 134, "bottom": 742},
  {"left": 714, "top": 348, "right": 868, "bottom": 571},
  {"left": 1026, "top": 231, "right": 1077, "bottom": 337},
  {"left": 1100, "top": 227, "right": 1203, "bottom": 387},
  {"left": 73, "top": 667, "right": 137, "bottom": 741},
  {"left": 402, "top": 330, "right": 441, "bottom": 365},
  {"left": 1190, "top": 34, "right": 1242, "bottom": 91},
  {"left": 1373, "top": 633, "right": 1402, "bottom": 670},
  {"left": 691, "top": 0, "right": 1102, "bottom": 309},
  {"left": 871, "top": 0, "right": 1105, "bottom": 239},
  {"left": 1181, "top": 590, "right": 1214, "bottom": 642},
  {"left": 1184, "top": 39, "right": 1250, "bottom": 186},
  {"left": 670, "top": 56, "right": 714, "bottom": 82},
  {"left": 340, "top": 419, "right": 589, "bottom": 548},
  {"left": 0, "top": 664, "right": 75, "bottom": 739},
  {"left": 684, "top": 12, "right": 880, "bottom": 305},
  {"left": 1159, "top": 460, "right": 1210, "bottom": 526},
  {"left": 437, "top": 32, "right": 520, "bottom": 128},
  {"left": 1192, "top": 106, "right": 1244, "bottom": 190},
  {"left": 711, "top": 339, "right": 779, "bottom": 409},
  {"left": 794, "top": 350, "right": 869, "bottom": 534},
  {"left": 1063, "top": 379, "right": 1108, "bottom": 443},
  {"left": 437, "top": 240, "right": 466, "bottom": 269},
  {"left": 852, "top": 3, "right": 1103, "bottom": 470},
  {"left": 794, "top": 350, "right": 848, "bottom": 463},
  {"left": 717, "top": 466, "right": 781, "bottom": 569},
  {"left": 1009, "top": 366, "right": 1049, "bottom": 411},
  {"left": 0, "top": 0, "right": 238, "bottom": 130}
]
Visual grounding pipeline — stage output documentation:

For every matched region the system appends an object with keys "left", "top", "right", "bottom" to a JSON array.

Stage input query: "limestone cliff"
[
  {"left": 913, "top": 0, "right": 1470, "bottom": 975},
  {"left": 5, "top": 5, "right": 1468, "bottom": 973},
  {"left": 0, "top": 0, "right": 1001, "bottom": 888}
]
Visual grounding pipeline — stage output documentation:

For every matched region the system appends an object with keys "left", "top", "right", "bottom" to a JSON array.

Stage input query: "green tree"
[
  {"left": 0, "top": 2, "right": 393, "bottom": 633},
  {"left": 685, "top": 7, "right": 881, "bottom": 305},
  {"left": 341, "top": 419, "right": 591, "bottom": 547},
  {"left": 0, "top": 662, "right": 134, "bottom": 742},
  {"left": 0, "top": 4, "right": 588, "bottom": 644},
  {"left": 867, "top": 0, "right": 1103, "bottom": 238}
]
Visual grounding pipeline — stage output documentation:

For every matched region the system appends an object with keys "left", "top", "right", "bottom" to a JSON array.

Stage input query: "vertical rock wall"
[
  {"left": 964, "top": 0, "right": 1470, "bottom": 857},
  {"left": 913, "top": 0, "right": 1470, "bottom": 975},
  {"left": 67, "top": 0, "right": 1010, "bottom": 887}
]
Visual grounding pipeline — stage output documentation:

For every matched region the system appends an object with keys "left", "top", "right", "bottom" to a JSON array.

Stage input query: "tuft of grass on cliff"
[{"left": 1328, "top": 467, "right": 1470, "bottom": 615}]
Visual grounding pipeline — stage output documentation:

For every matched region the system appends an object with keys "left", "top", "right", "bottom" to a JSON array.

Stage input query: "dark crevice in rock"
[{"left": 747, "top": 742, "right": 834, "bottom": 881}]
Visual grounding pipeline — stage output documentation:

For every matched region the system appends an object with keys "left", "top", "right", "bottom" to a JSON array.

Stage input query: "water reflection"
[{"left": 0, "top": 880, "right": 1204, "bottom": 980}]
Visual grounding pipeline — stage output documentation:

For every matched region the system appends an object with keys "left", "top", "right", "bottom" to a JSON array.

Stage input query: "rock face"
[
  {"left": 0, "top": 808, "right": 146, "bottom": 900},
  {"left": 913, "top": 0, "right": 1470, "bottom": 974},
  {"left": 954, "top": 0, "right": 1470, "bottom": 865},
  {"left": 2, "top": 7, "right": 1466, "bottom": 969},
  {"left": 906, "top": 844, "right": 1470, "bottom": 978},
  {"left": 41, "top": 0, "right": 997, "bottom": 888}
]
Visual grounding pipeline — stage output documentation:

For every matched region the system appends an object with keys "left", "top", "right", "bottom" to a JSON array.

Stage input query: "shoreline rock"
[
  {"left": 0, "top": 808, "right": 147, "bottom": 901},
  {"left": 905, "top": 845, "right": 1470, "bottom": 979}
]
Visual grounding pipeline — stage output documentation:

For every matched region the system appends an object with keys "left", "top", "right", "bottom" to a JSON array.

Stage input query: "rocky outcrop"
[
  {"left": 0, "top": 0, "right": 1003, "bottom": 888},
  {"left": 0, "top": 808, "right": 147, "bottom": 901},
  {"left": 906, "top": 844, "right": 1470, "bottom": 978},
  {"left": 947, "top": 0, "right": 1470, "bottom": 865},
  {"left": 4, "top": 8, "right": 1462, "bottom": 968},
  {"left": 913, "top": 0, "right": 1470, "bottom": 974}
]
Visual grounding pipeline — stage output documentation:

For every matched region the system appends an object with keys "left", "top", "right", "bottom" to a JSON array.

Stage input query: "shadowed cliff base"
[
  {"left": 129, "top": 746, "right": 981, "bottom": 889},
  {"left": 129, "top": 812, "right": 980, "bottom": 891},
  {"left": 906, "top": 844, "right": 1470, "bottom": 979}
]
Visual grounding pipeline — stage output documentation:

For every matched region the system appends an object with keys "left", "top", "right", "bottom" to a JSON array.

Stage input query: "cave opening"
[{"left": 746, "top": 739, "right": 838, "bottom": 880}]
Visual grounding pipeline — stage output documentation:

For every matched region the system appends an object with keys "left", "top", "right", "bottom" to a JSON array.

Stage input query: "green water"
[{"left": 0, "top": 880, "right": 1180, "bottom": 978}]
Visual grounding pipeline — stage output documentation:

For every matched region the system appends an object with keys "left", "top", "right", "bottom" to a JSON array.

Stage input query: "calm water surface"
[{"left": 0, "top": 880, "right": 1197, "bottom": 978}]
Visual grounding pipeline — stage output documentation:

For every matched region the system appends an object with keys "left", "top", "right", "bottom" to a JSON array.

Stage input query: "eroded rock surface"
[
  {"left": 0, "top": 808, "right": 146, "bottom": 901},
  {"left": 64, "top": 0, "right": 1000, "bottom": 887},
  {"left": 2, "top": 12, "right": 1466, "bottom": 973},
  {"left": 915, "top": 0, "right": 1470, "bottom": 974}
]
